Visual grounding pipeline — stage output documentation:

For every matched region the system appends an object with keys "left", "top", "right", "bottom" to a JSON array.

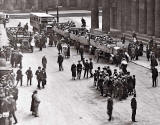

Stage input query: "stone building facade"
[
  {"left": 1, "top": 0, "right": 90, "bottom": 11},
  {"left": 91, "top": 0, "right": 160, "bottom": 38}
]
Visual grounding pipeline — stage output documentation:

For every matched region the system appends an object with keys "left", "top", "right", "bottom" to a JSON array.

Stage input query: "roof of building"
[{"left": 30, "top": 13, "right": 54, "bottom": 18}]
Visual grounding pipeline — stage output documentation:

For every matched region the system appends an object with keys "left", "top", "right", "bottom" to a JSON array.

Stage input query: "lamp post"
[
  {"left": 56, "top": 5, "right": 59, "bottom": 23},
  {"left": 56, "top": 0, "right": 62, "bottom": 23}
]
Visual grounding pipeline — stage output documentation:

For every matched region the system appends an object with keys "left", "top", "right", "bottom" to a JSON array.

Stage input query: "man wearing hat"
[
  {"left": 57, "top": 53, "right": 64, "bottom": 71},
  {"left": 42, "top": 68, "right": 47, "bottom": 88},
  {"left": 152, "top": 66, "right": 158, "bottom": 87},
  {"left": 131, "top": 94, "right": 137, "bottom": 122},
  {"left": 26, "top": 67, "right": 33, "bottom": 86},
  {"left": 35, "top": 67, "right": 42, "bottom": 89},
  {"left": 77, "top": 60, "right": 82, "bottom": 79},
  {"left": 83, "top": 59, "right": 90, "bottom": 78}
]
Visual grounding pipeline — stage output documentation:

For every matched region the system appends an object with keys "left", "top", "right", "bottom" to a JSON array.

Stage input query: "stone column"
[
  {"left": 102, "top": 0, "right": 110, "bottom": 33},
  {"left": 22, "top": 0, "right": 26, "bottom": 10},
  {"left": 139, "top": 0, "right": 147, "bottom": 34},
  {"left": 155, "top": 0, "right": 160, "bottom": 37},
  {"left": 91, "top": 0, "right": 99, "bottom": 29},
  {"left": 34, "top": 0, "right": 39, "bottom": 10},
  {"left": 42, "top": 0, "right": 48, "bottom": 10},
  {"left": 117, "top": 0, "right": 121, "bottom": 30},
  {"left": 135, "top": 0, "right": 139, "bottom": 32},
  {"left": 121, "top": 0, "right": 126, "bottom": 32},
  {"left": 125, "top": 0, "right": 131, "bottom": 31},
  {"left": 147, "top": 0, "right": 155, "bottom": 36},
  {"left": 77, "top": 0, "right": 82, "bottom": 8},
  {"left": 66, "top": 0, "right": 70, "bottom": 7},
  {"left": 131, "top": 0, "right": 137, "bottom": 31},
  {"left": 5, "top": 0, "right": 14, "bottom": 10},
  {"left": 111, "top": 1, "right": 117, "bottom": 29}
]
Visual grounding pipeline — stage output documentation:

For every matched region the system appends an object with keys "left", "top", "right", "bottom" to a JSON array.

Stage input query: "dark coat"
[
  {"left": 57, "top": 55, "right": 64, "bottom": 63},
  {"left": 26, "top": 69, "right": 33, "bottom": 78},
  {"left": 89, "top": 61, "right": 93, "bottom": 69},
  {"left": 67, "top": 45, "right": 70, "bottom": 57},
  {"left": 71, "top": 64, "right": 77, "bottom": 77},
  {"left": 77, "top": 63, "right": 82, "bottom": 72},
  {"left": 131, "top": 97, "right": 137, "bottom": 110},
  {"left": 16, "top": 69, "right": 22, "bottom": 80},
  {"left": 42, "top": 71, "right": 47, "bottom": 85},
  {"left": 79, "top": 48, "right": 84, "bottom": 55},
  {"left": 98, "top": 78, "right": 104, "bottom": 87},
  {"left": 30, "top": 94, "right": 35, "bottom": 112},
  {"left": 152, "top": 68, "right": 158, "bottom": 79},
  {"left": 107, "top": 97, "right": 113, "bottom": 114},
  {"left": 35, "top": 70, "right": 43, "bottom": 80},
  {"left": 42, "top": 57, "right": 47, "bottom": 65},
  {"left": 151, "top": 58, "right": 158, "bottom": 67},
  {"left": 84, "top": 62, "right": 90, "bottom": 70}
]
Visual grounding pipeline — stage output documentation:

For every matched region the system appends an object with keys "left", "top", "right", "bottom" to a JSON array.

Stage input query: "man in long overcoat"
[
  {"left": 31, "top": 90, "right": 40, "bottom": 117},
  {"left": 35, "top": 67, "right": 42, "bottom": 89},
  {"left": 57, "top": 53, "right": 64, "bottom": 71},
  {"left": 77, "top": 61, "right": 82, "bottom": 79},
  {"left": 131, "top": 94, "right": 137, "bottom": 122},
  {"left": 107, "top": 96, "right": 113, "bottom": 121},
  {"left": 71, "top": 62, "right": 77, "bottom": 80},
  {"left": 83, "top": 60, "right": 90, "bottom": 78},
  {"left": 42, "top": 56, "right": 47, "bottom": 69}
]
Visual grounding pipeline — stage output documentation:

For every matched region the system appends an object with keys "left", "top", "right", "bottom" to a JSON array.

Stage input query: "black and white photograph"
[{"left": 0, "top": 0, "right": 160, "bottom": 125}]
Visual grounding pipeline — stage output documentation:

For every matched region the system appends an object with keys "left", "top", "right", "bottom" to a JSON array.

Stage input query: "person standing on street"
[
  {"left": 26, "top": 67, "right": 33, "bottom": 86},
  {"left": 30, "top": 90, "right": 41, "bottom": 117},
  {"left": 42, "top": 68, "right": 47, "bottom": 89},
  {"left": 89, "top": 58, "right": 93, "bottom": 77},
  {"left": 131, "top": 94, "right": 137, "bottom": 122},
  {"left": 79, "top": 47, "right": 84, "bottom": 61},
  {"left": 77, "top": 60, "right": 82, "bottom": 79},
  {"left": 3, "top": 19, "right": 6, "bottom": 28},
  {"left": 57, "top": 53, "right": 64, "bottom": 71},
  {"left": 107, "top": 95, "right": 113, "bottom": 121},
  {"left": 16, "top": 68, "right": 23, "bottom": 86},
  {"left": 98, "top": 74, "right": 104, "bottom": 96},
  {"left": 83, "top": 60, "right": 90, "bottom": 78},
  {"left": 152, "top": 66, "right": 158, "bottom": 87},
  {"left": 35, "top": 67, "right": 42, "bottom": 89},
  {"left": 42, "top": 56, "right": 47, "bottom": 69},
  {"left": 57, "top": 42, "right": 62, "bottom": 53},
  {"left": 71, "top": 62, "right": 77, "bottom": 80}
]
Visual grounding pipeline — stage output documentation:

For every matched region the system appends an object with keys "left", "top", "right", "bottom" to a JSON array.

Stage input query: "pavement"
[{"left": 131, "top": 55, "right": 160, "bottom": 72}]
